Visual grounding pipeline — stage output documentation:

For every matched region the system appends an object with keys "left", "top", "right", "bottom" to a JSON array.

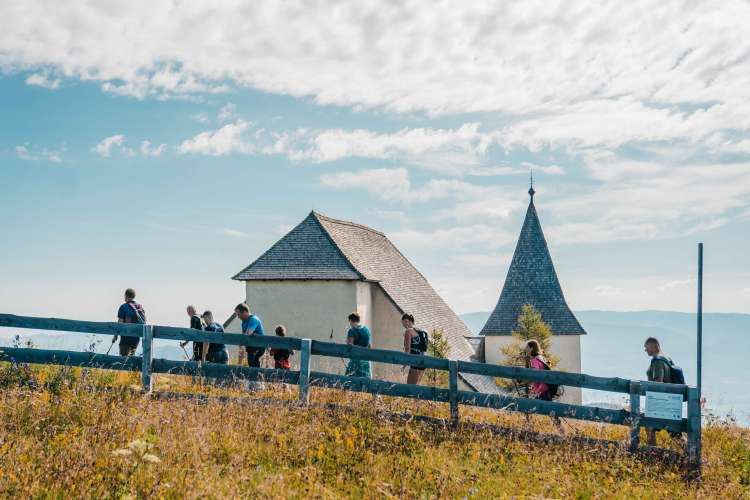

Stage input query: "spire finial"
[{"left": 528, "top": 169, "right": 535, "bottom": 199}]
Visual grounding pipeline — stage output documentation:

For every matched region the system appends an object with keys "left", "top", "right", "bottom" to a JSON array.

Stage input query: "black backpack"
[
  {"left": 652, "top": 355, "right": 686, "bottom": 385},
  {"left": 415, "top": 328, "right": 429, "bottom": 353},
  {"left": 536, "top": 357, "right": 562, "bottom": 399}
]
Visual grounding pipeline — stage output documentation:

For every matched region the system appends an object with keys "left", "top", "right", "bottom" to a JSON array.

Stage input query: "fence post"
[
  {"left": 448, "top": 360, "right": 459, "bottom": 428},
  {"left": 629, "top": 381, "right": 641, "bottom": 452},
  {"left": 299, "top": 338, "right": 312, "bottom": 405},
  {"left": 687, "top": 387, "right": 702, "bottom": 479},
  {"left": 141, "top": 325, "right": 153, "bottom": 393}
]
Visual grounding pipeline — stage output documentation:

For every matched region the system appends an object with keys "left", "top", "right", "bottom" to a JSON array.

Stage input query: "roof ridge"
[
  {"left": 312, "top": 211, "right": 386, "bottom": 237},
  {"left": 232, "top": 212, "right": 362, "bottom": 281},
  {"left": 309, "top": 212, "right": 368, "bottom": 281}
]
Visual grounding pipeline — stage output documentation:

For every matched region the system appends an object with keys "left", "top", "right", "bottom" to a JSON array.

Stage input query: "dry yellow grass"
[{"left": 1, "top": 364, "right": 749, "bottom": 498}]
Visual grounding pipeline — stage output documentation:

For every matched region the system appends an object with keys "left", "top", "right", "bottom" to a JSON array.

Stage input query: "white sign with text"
[{"left": 645, "top": 391, "right": 683, "bottom": 420}]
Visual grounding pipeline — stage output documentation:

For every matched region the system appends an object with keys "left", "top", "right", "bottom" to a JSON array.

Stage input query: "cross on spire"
[{"left": 528, "top": 169, "right": 535, "bottom": 199}]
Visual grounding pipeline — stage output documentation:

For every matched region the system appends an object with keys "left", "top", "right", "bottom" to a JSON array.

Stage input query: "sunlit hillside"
[{"left": 1, "top": 364, "right": 749, "bottom": 498}]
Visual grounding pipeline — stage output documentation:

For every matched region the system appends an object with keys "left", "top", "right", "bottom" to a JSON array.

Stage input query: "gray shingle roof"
[
  {"left": 232, "top": 211, "right": 499, "bottom": 394},
  {"left": 480, "top": 191, "right": 586, "bottom": 336},
  {"left": 232, "top": 213, "right": 362, "bottom": 281}
]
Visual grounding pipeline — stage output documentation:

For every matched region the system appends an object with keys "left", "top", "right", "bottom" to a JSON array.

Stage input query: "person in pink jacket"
[{"left": 525, "top": 339, "right": 551, "bottom": 400}]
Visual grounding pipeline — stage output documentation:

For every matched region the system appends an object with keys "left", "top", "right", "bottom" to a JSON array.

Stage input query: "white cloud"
[
  {"left": 15, "top": 143, "right": 64, "bottom": 163},
  {"left": 320, "top": 168, "right": 410, "bottom": 202},
  {"left": 93, "top": 135, "right": 167, "bottom": 158},
  {"left": 176, "top": 120, "right": 252, "bottom": 156},
  {"left": 177, "top": 121, "right": 498, "bottom": 173},
  {"left": 217, "top": 103, "right": 237, "bottom": 123},
  {"left": 218, "top": 228, "right": 253, "bottom": 239},
  {"left": 594, "top": 285, "right": 624, "bottom": 297},
  {"left": 3, "top": 1, "right": 749, "bottom": 127},
  {"left": 319, "top": 168, "right": 517, "bottom": 211},
  {"left": 391, "top": 225, "right": 515, "bottom": 251},
  {"left": 190, "top": 113, "right": 210, "bottom": 124},
  {"left": 467, "top": 163, "right": 567, "bottom": 177},
  {"left": 15, "top": 145, "right": 35, "bottom": 161},
  {"left": 291, "top": 123, "right": 494, "bottom": 173},
  {"left": 92, "top": 134, "right": 126, "bottom": 158},
  {"left": 25, "top": 72, "right": 60, "bottom": 89},
  {"left": 140, "top": 140, "right": 166, "bottom": 157},
  {"left": 657, "top": 278, "right": 695, "bottom": 293},
  {"left": 450, "top": 252, "right": 512, "bottom": 268},
  {"left": 545, "top": 161, "right": 750, "bottom": 245}
]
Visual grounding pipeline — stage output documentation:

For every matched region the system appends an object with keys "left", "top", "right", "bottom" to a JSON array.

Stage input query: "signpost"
[
  {"left": 697, "top": 242, "right": 703, "bottom": 397},
  {"left": 645, "top": 391, "right": 683, "bottom": 420}
]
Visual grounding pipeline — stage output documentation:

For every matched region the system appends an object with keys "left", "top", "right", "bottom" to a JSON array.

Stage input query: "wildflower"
[
  {"left": 141, "top": 454, "right": 161, "bottom": 464},
  {"left": 127, "top": 439, "right": 152, "bottom": 454}
]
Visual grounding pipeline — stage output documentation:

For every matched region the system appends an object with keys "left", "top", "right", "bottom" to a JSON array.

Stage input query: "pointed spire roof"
[{"left": 480, "top": 189, "right": 586, "bottom": 336}]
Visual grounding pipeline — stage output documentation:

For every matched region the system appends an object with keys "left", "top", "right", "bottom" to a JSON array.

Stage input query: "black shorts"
[
  {"left": 409, "top": 351, "right": 425, "bottom": 371},
  {"left": 118, "top": 338, "right": 139, "bottom": 356},
  {"left": 206, "top": 349, "right": 228, "bottom": 364}
]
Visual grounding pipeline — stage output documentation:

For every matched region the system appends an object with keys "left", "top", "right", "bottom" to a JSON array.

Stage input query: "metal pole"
[{"left": 697, "top": 243, "right": 703, "bottom": 396}]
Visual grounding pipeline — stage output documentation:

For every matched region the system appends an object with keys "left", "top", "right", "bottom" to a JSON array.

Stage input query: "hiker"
[
  {"left": 201, "top": 310, "right": 228, "bottom": 364},
  {"left": 115, "top": 288, "right": 146, "bottom": 356},
  {"left": 402, "top": 313, "right": 427, "bottom": 385},
  {"left": 644, "top": 337, "right": 684, "bottom": 445},
  {"left": 525, "top": 339, "right": 553, "bottom": 400},
  {"left": 525, "top": 339, "right": 565, "bottom": 434},
  {"left": 182, "top": 305, "right": 207, "bottom": 362},
  {"left": 270, "top": 325, "right": 293, "bottom": 369},
  {"left": 235, "top": 303, "right": 266, "bottom": 367},
  {"left": 345, "top": 312, "right": 372, "bottom": 378}
]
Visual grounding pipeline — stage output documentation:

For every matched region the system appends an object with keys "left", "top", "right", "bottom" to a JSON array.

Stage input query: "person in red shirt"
[{"left": 270, "top": 325, "right": 293, "bottom": 370}]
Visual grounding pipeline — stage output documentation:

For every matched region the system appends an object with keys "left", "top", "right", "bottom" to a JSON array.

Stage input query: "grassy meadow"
[{"left": 1, "top": 363, "right": 749, "bottom": 499}]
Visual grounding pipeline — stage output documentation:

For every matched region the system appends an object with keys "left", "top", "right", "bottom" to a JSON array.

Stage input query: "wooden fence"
[{"left": 0, "top": 313, "right": 701, "bottom": 475}]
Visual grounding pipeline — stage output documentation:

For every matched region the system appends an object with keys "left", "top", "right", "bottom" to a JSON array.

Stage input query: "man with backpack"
[
  {"left": 115, "top": 288, "right": 146, "bottom": 356},
  {"left": 235, "top": 303, "right": 266, "bottom": 368},
  {"left": 401, "top": 313, "right": 428, "bottom": 385},
  {"left": 183, "top": 305, "right": 207, "bottom": 362},
  {"left": 644, "top": 336, "right": 685, "bottom": 445}
]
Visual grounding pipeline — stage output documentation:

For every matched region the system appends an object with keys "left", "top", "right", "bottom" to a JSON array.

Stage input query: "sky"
[{"left": 0, "top": 1, "right": 749, "bottom": 329}]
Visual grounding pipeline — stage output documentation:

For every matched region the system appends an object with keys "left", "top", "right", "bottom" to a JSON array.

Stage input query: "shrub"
[{"left": 499, "top": 304, "right": 558, "bottom": 395}]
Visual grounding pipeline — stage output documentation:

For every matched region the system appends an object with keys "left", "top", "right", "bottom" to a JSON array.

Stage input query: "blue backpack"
[{"left": 652, "top": 355, "right": 685, "bottom": 385}]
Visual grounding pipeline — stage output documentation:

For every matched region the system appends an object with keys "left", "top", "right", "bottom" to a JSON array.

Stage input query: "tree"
[
  {"left": 426, "top": 328, "right": 449, "bottom": 387},
  {"left": 499, "top": 304, "right": 558, "bottom": 395}
]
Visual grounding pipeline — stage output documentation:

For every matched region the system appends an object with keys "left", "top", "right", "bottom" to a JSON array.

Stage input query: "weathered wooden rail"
[{"left": 0, "top": 313, "right": 701, "bottom": 475}]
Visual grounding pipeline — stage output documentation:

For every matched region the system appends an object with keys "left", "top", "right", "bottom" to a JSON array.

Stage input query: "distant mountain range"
[{"left": 460, "top": 310, "right": 750, "bottom": 426}]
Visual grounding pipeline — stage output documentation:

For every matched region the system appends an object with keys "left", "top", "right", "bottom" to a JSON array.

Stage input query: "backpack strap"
[
  {"left": 534, "top": 355, "right": 551, "bottom": 370},
  {"left": 651, "top": 355, "right": 673, "bottom": 367},
  {"left": 129, "top": 302, "right": 146, "bottom": 323}
]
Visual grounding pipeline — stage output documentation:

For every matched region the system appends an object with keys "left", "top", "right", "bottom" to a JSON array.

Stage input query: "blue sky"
[{"left": 1, "top": 2, "right": 749, "bottom": 327}]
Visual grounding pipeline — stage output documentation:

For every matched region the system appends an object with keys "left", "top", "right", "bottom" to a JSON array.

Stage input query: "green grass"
[{"left": 1, "top": 363, "right": 749, "bottom": 498}]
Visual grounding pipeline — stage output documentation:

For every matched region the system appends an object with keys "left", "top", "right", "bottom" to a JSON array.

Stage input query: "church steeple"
[{"left": 479, "top": 186, "right": 585, "bottom": 336}]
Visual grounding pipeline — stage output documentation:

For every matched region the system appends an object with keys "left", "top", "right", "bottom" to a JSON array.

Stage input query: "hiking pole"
[
  {"left": 330, "top": 328, "right": 348, "bottom": 370},
  {"left": 106, "top": 336, "right": 117, "bottom": 355}
]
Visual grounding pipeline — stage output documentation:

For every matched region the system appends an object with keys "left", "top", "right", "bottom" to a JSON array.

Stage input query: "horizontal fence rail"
[{"left": 0, "top": 313, "right": 701, "bottom": 475}]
